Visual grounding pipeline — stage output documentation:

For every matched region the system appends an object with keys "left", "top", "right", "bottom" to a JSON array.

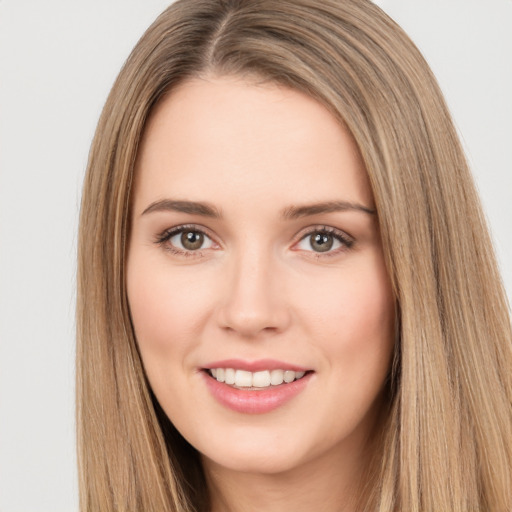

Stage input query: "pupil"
[
  {"left": 311, "top": 233, "right": 333, "bottom": 252},
  {"left": 181, "top": 231, "right": 204, "bottom": 250}
]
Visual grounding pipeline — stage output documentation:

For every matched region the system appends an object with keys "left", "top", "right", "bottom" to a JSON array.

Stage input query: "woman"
[{"left": 77, "top": 0, "right": 512, "bottom": 510}]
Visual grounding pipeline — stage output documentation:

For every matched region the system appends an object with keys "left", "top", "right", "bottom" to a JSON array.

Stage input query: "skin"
[{"left": 127, "top": 75, "right": 395, "bottom": 512}]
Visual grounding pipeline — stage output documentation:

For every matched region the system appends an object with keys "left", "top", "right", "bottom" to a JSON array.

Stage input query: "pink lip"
[
  {"left": 204, "top": 358, "right": 309, "bottom": 372},
  {"left": 202, "top": 370, "right": 313, "bottom": 414}
]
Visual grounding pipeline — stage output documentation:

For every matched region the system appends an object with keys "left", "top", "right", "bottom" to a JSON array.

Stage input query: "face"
[{"left": 127, "top": 76, "right": 395, "bottom": 476}]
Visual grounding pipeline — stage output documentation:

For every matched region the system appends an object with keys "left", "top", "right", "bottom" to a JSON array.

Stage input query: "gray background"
[{"left": 0, "top": 1, "right": 510, "bottom": 510}]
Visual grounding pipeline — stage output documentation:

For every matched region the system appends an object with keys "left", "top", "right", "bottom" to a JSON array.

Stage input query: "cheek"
[
  {"left": 126, "top": 255, "right": 212, "bottom": 365},
  {"left": 296, "top": 253, "right": 395, "bottom": 375},
  {"left": 299, "top": 258, "right": 395, "bottom": 440}
]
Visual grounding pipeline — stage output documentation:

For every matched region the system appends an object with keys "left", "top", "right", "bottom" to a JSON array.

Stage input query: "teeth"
[
  {"left": 235, "top": 370, "right": 252, "bottom": 387},
  {"left": 210, "top": 368, "right": 307, "bottom": 388},
  {"left": 225, "top": 368, "right": 236, "bottom": 385},
  {"left": 270, "top": 369, "right": 284, "bottom": 385},
  {"left": 283, "top": 370, "right": 295, "bottom": 383},
  {"left": 252, "top": 371, "right": 271, "bottom": 388}
]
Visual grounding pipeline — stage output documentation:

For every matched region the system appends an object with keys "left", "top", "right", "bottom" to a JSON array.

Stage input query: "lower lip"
[{"left": 202, "top": 371, "right": 313, "bottom": 414}]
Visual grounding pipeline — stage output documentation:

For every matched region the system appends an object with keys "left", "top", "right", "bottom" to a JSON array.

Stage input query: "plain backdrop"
[{"left": 0, "top": 1, "right": 510, "bottom": 510}]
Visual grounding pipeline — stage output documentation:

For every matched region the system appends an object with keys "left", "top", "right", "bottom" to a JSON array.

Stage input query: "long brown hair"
[{"left": 77, "top": 1, "right": 512, "bottom": 510}]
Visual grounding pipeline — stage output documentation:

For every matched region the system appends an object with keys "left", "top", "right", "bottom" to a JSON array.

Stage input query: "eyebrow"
[
  {"left": 141, "top": 199, "right": 222, "bottom": 218},
  {"left": 141, "top": 198, "right": 376, "bottom": 219},
  {"left": 281, "top": 200, "right": 376, "bottom": 219}
]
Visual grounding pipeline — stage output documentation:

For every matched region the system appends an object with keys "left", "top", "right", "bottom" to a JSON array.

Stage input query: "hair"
[{"left": 77, "top": 0, "right": 512, "bottom": 510}]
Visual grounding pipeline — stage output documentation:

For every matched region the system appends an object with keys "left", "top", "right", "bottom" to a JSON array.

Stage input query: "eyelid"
[
  {"left": 292, "top": 225, "right": 354, "bottom": 254},
  {"left": 155, "top": 224, "right": 220, "bottom": 254}
]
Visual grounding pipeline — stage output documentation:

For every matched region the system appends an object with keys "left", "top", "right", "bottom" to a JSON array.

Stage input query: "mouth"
[
  {"left": 204, "top": 368, "right": 311, "bottom": 390},
  {"left": 201, "top": 359, "right": 314, "bottom": 413}
]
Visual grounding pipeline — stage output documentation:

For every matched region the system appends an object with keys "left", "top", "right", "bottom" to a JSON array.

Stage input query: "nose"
[{"left": 216, "top": 246, "right": 291, "bottom": 338}]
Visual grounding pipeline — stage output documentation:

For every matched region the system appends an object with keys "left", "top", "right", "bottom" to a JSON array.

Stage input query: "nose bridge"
[{"left": 217, "top": 238, "right": 289, "bottom": 336}]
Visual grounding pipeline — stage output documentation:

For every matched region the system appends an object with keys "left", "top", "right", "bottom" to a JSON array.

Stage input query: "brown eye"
[
  {"left": 165, "top": 228, "right": 214, "bottom": 252},
  {"left": 296, "top": 228, "right": 352, "bottom": 254},
  {"left": 309, "top": 233, "right": 334, "bottom": 252},
  {"left": 181, "top": 231, "right": 204, "bottom": 250}
]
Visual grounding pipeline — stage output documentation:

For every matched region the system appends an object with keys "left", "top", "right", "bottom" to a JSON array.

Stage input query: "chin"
[
  {"left": 192, "top": 420, "right": 336, "bottom": 477},
  {"left": 201, "top": 445, "right": 305, "bottom": 475}
]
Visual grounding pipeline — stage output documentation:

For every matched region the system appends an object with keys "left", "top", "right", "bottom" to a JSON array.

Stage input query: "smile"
[
  {"left": 202, "top": 362, "right": 314, "bottom": 414},
  {"left": 208, "top": 368, "right": 307, "bottom": 389}
]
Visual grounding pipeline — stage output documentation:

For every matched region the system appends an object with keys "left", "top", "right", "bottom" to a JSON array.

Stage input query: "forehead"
[{"left": 133, "top": 75, "right": 373, "bottom": 214}]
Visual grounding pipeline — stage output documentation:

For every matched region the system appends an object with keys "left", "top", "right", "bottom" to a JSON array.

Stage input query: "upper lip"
[{"left": 203, "top": 358, "right": 310, "bottom": 372}]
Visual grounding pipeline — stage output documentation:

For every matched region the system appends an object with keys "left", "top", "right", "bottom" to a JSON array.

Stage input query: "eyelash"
[
  {"left": 295, "top": 225, "right": 354, "bottom": 257},
  {"left": 155, "top": 224, "right": 216, "bottom": 257},
  {"left": 155, "top": 224, "right": 354, "bottom": 258}
]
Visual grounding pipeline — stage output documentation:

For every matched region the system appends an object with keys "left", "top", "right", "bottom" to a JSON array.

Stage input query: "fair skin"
[{"left": 127, "top": 75, "right": 395, "bottom": 512}]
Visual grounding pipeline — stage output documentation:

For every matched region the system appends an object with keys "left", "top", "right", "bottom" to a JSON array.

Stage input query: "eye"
[
  {"left": 170, "top": 230, "right": 213, "bottom": 251},
  {"left": 295, "top": 228, "right": 353, "bottom": 254},
  {"left": 156, "top": 226, "right": 216, "bottom": 254}
]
